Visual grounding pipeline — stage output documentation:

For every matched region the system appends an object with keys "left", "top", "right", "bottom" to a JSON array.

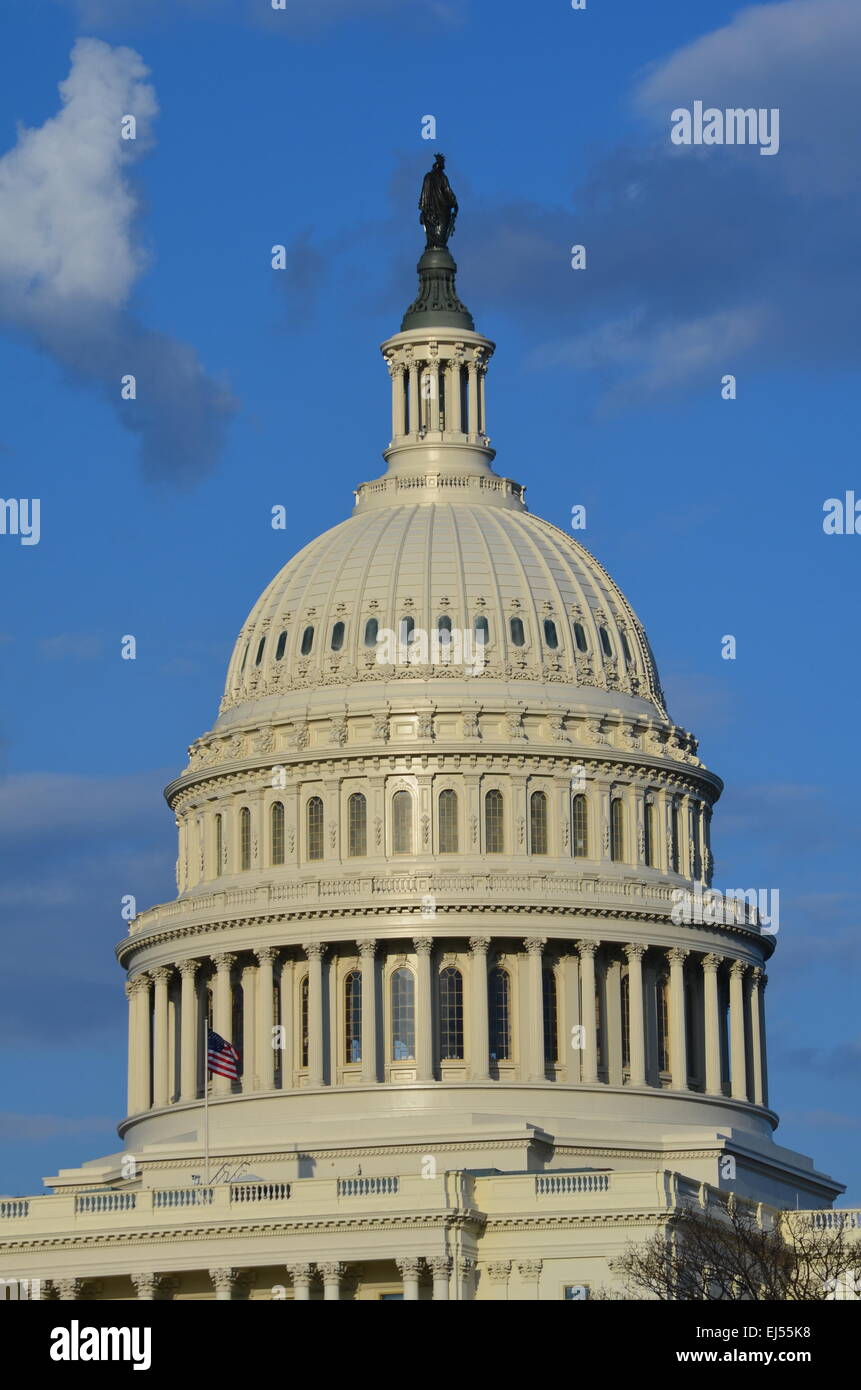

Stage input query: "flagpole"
[{"left": 204, "top": 1064, "right": 210, "bottom": 1185}]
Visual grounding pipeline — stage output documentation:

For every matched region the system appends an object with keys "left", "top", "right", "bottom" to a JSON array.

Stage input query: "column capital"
[
  {"left": 302, "top": 941, "right": 327, "bottom": 962},
  {"left": 427, "top": 1256, "right": 452, "bottom": 1276},
  {"left": 576, "top": 938, "right": 598, "bottom": 959},
  {"left": 152, "top": 966, "right": 172, "bottom": 985},
  {"left": 357, "top": 938, "right": 378, "bottom": 957},
  {"left": 396, "top": 1257, "right": 422, "bottom": 1278},
  {"left": 751, "top": 966, "right": 764, "bottom": 986},
  {"left": 469, "top": 935, "right": 491, "bottom": 955},
  {"left": 486, "top": 1260, "right": 512, "bottom": 1282},
  {"left": 177, "top": 958, "right": 199, "bottom": 980},
  {"left": 213, "top": 953, "right": 237, "bottom": 972},
  {"left": 55, "top": 1278, "right": 83, "bottom": 1300},
  {"left": 702, "top": 952, "right": 722, "bottom": 974},
  {"left": 666, "top": 947, "right": 689, "bottom": 968},
  {"left": 286, "top": 1262, "right": 312, "bottom": 1281},
  {"left": 208, "top": 1267, "right": 238, "bottom": 1293},
  {"left": 523, "top": 936, "right": 547, "bottom": 957},
  {"left": 730, "top": 958, "right": 747, "bottom": 979},
  {"left": 319, "top": 1261, "right": 346, "bottom": 1281},
  {"left": 413, "top": 936, "right": 434, "bottom": 956},
  {"left": 623, "top": 942, "right": 646, "bottom": 963},
  {"left": 255, "top": 947, "right": 278, "bottom": 967},
  {"left": 517, "top": 1260, "right": 543, "bottom": 1278},
  {"left": 125, "top": 973, "right": 150, "bottom": 998}
]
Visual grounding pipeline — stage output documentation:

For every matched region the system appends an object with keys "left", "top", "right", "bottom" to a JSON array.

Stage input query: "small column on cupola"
[{"left": 380, "top": 154, "right": 497, "bottom": 479}]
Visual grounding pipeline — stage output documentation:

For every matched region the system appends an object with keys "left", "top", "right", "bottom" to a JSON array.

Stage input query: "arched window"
[
  {"left": 543, "top": 966, "right": 558, "bottom": 1064},
  {"left": 543, "top": 619, "right": 559, "bottom": 650},
  {"left": 621, "top": 973, "right": 630, "bottom": 1071},
  {"left": 300, "top": 976, "right": 309, "bottom": 1069},
  {"left": 344, "top": 970, "right": 362, "bottom": 1064},
  {"left": 399, "top": 616, "right": 415, "bottom": 650},
  {"left": 572, "top": 794, "right": 588, "bottom": 858},
  {"left": 573, "top": 621, "right": 588, "bottom": 653},
  {"left": 474, "top": 615, "right": 489, "bottom": 647},
  {"left": 599, "top": 626, "right": 613, "bottom": 658},
  {"left": 437, "top": 614, "right": 452, "bottom": 644},
  {"left": 255, "top": 636, "right": 266, "bottom": 666},
  {"left": 644, "top": 799, "right": 655, "bottom": 868},
  {"left": 610, "top": 799, "right": 625, "bottom": 862},
  {"left": 392, "top": 790, "right": 413, "bottom": 854},
  {"left": 348, "top": 792, "right": 367, "bottom": 858},
  {"left": 530, "top": 790, "right": 548, "bottom": 855},
  {"left": 270, "top": 801, "right": 285, "bottom": 866},
  {"left": 509, "top": 616, "right": 525, "bottom": 647},
  {"left": 363, "top": 617, "right": 378, "bottom": 648},
  {"left": 484, "top": 789, "right": 504, "bottom": 853},
  {"left": 620, "top": 631, "right": 633, "bottom": 665},
  {"left": 214, "top": 813, "right": 223, "bottom": 874},
  {"left": 330, "top": 621, "right": 345, "bottom": 652},
  {"left": 306, "top": 796, "right": 324, "bottom": 861},
  {"left": 656, "top": 975, "right": 670, "bottom": 1075},
  {"left": 670, "top": 801, "right": 680, "bottom": 873},
  {"left": 489, "top": 967, "right": 511, "bottom": 1062},
  {"left": 439, "top": 966, "right": 464, "bottom": 1060},
  {"left": 275, "top": 630, "right": 288, "bottom": 661},
  {"left": 391, "top": 968, "right": 415, "bottom": 1060},
  {"left": 240, "top": 642, "right": 249, "bottom": 673},
  {"left": 438, "top": 788, "right": 458, "bottom": 853},
  {"left": 239, "top": 807, "right": 251, "bottom": 870},
  {"left": 300, "top": 625, "right": 314, "bottom": 656}
]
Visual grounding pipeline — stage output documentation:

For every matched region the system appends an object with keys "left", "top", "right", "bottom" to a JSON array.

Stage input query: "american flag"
[{"left": 207, "top": 1028, "right": 240, "bottom": 1079}]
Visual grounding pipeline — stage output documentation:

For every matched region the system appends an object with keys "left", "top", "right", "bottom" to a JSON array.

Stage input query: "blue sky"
[{"left": 0, "top": 0, "right": 859, "bottom": 1200}]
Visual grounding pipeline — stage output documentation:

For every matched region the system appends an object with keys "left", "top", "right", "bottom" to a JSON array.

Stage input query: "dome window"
[
  {"left": 300, "top": 626, "right": 314, "bottom": 656},
  {"left": 399, "top": 616, "right": 415, "bottom": 647},
  {"left": 509, "top": 617, "right": 525, "bottom": 648},
  {"left": 543, "top": 619, "right": 559, "bottom": 650},
  {"left": 239, "top": 642, "right": 249, "bottom": 673},
  {"left": 573, "top": 622, "right": 588, "bottom": 653},
  {"left": 620, "top": 631, "right": 632, "bottom": 665},
  {"left": 331, "top": 621, "right": 345, "bottom": 652},
  {"left": 474, "top": 615, "right": 489, "bottom": 646},
  {"left": 363, "top": 618, "right": 378, "bottom": 648},
  {"left": 599, "top": 626, "right": 613, "bottom": 659},
  {"left": 275, "top": 630, "right": 288, "bottom": 661},
  {"left": 254, "top": 637, "right": 266, "bottom": 667},
  {"left": 437, "top": 615, "right": 452, "bottom": 646}
]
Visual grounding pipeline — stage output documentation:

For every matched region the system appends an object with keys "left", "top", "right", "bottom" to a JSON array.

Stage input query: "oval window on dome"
[
  {"left": 300, "top": 625, "right": 314, "bottom": 656},
  {"left": 474, "top": 615, "right": 489, "bottom": 646},
  {"left": 510, "top": 617, "right": 525, "bottom": 648},
  {"left": 543, "top": 619, "right": 559, "bottom": 650},
  {"left": 331, "top": 621, "right": 345, "bottom": 652},
  {"left": 275, "top": 630, "right": 288, "bottom": 661},
  {"left": 363, "top": 617, "right": 378, "bottom": 648},
  {"left": 240, "top": 642, "right": 249, "bottom": 673},
  {"left": 255, "top": 636, "right": 266, "bottom": 666},
  {"left": 599, "top": 626, "right": 613, "bottom": 659},
  {"left": 620, "top": 631, "right": 632, "bottom": 665},
  {"left": 573, "top": 622, "right": 588, "bottom": 653}
]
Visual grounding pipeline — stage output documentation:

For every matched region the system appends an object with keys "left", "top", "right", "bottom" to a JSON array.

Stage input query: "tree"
[{"left": 612, "top": 1199, "right": 860, "bottom": 1301}]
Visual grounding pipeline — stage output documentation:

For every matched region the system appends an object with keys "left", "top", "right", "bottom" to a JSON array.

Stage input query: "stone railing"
[
  {"left": 0, "top": 1200, "right": 29, "bottom": 1219},
  {"left": 152, "top": 1188, "right": 215, "bottom": 1208},
  {"left": 230, "top": 1183, "right": 290, "bottom": 1203},
  {"left": 337, "top": 1177, "right": 399, "bottom": 1198},
  {"left": 75, "top": 1193, "right": 137, "bottom": 1214},
  {"left": 808, "top": 1210, "right": 861, "bottom": 1230},
  {"left": 535, "top": 1174, "right": 611, "bottom": 1196}
]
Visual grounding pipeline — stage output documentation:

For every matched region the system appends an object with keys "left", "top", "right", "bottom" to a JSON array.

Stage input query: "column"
[
  {"left": 414, "top": 937, "right": 434, "bottom": 1081},
  {"left": 469, "top": 937, "right": 491, "bottom": 1081},
  {"left": 256, "top": 948, "right": 277, "bottom": 1091},
  {"left": 320, "top": 1262, "right": 345, "bottom": 1301},
  {"left": 302, "top": 942, "right": 326, "bottom": 1087},
  {"left": 55, "top": 1279, "right": 83, "bottom": 1301},
  {"left": 576, "top": 941, "right": 598, "bottom": 1083},
  {"left": 605, "top": 957, "right": 623, "bottom": 1086},
  {"left": 357, "top": 939, "right": 378, "bottom": 1083},
  {"left": 729, "top": 960, "right": 748, "bottom": 1101},
  {"left": 428, "top": 360, "right": 441, "bottom": 432},
  {"left": 278, "top": 957, "right": 293, "bottom": 1088},
  {"left": 667, "top": 949, "right": 689, "bottom": 1090},
  {"left": 623, "top": 944, "right": 646, "bottom": 1087},
  {"left": 212, "top": 953, "right": 236, "bottom": 1096},
  {"left": 478, "top": 363, "right": 487, "bottom": 435},
  {"left": 447, "top": 355, "right": 462, "bottom": 433},
  {"left": 429, "top": 1256, "right": 451, "bottom": 1301},
  {"left": 749, "top": 967, "right": 765, "bottom": 1106},
  {"left": 467, "top": 357, "right": 478, "bottom": 436},
  {"left": 152, "top": 967, "right": 171, "bottom": 1109},
  {"left": 562, "top": 951, "right": 581, "bottom": 1084},
  {"left": 391, "top": 362, "right": 406, "bottom": 437},
  {"left": 407, "top": 360, "right": 419, "bottom": 436},
  {"left": 208, "top": 1268, "right": 238, "bottom": 1302},
  {"left": 179, "top": 960, "right": 199, "bottom": 1103},
  {"left": 702, "top": 954, "right": 723, "bottom": 1096},
  {"left": 524, "top": 937, "right": 546, "bottom": 1082},
  {"left": 241, "top": 959, "right": 256, "bottom": 1092},
  {"left": 131, "top": 1274, "right": 158, "bottom": 1301},
  {"left": 759, "top": 972, "right": 769, "bottom": 1107},
  {"left": 126, "top": 975, "right": 150, "bottom": 1115},
  {"left": 287, "top": 1264, "right": 312, "bottom": 1301},
  {"left": 397, "top": 1258, "right": 421, "bottom": 1301}
]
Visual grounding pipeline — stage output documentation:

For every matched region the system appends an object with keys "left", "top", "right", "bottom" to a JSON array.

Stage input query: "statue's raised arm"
[{"left": 419, "top": 153, "right": 458, "bottom": 249}]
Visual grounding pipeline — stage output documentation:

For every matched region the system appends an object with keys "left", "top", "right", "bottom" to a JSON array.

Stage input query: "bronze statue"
[{"left": 419, "top": 153, "right": 458, "bottom": 249}]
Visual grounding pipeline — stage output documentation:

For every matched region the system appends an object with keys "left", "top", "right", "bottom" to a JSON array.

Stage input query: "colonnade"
[{"left": 125, "top": 936, "right": 768, "bottom": 1116}]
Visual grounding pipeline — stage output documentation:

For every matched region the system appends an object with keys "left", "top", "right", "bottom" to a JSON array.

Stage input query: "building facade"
[{"left": 0, "top": 182, "right": 847, "bottom": 1301}]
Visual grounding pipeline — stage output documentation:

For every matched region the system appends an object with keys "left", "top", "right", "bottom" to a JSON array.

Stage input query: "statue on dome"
[{"left": 419, "top": 153, "right": 458, "bottom": 248}]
